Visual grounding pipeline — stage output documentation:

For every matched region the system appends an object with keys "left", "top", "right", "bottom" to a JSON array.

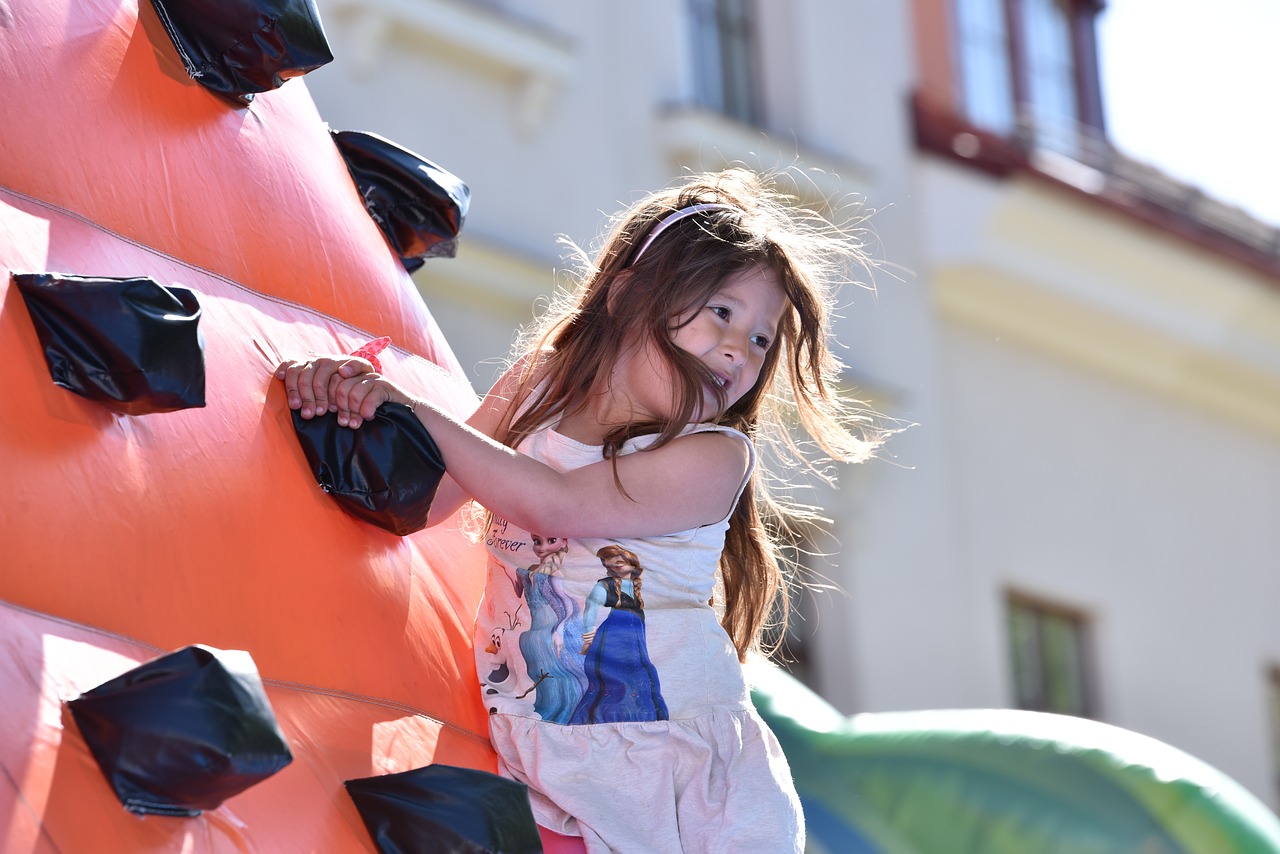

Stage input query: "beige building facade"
[{"left": 305, "top": 0, "right": 1280, "bottom": 809}]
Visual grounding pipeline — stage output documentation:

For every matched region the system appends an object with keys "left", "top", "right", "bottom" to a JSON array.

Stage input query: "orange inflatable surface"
[{"left": 0, "top": 0, "right": 495, "bottom": 848}]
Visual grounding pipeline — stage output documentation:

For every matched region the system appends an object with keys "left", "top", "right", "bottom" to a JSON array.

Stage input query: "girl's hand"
[
  {"left": 326, "top": 371, "right": 414, "bottom": 428},
  {"left": 275, "top": 356, "right": 375, "bottom": 420},
  {"left": 276, "top": 355, "right": 414, "bottom": 428}
]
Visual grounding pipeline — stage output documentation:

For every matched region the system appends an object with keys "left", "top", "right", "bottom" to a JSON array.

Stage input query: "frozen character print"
[
  {"left": 481, "top": 626, "right": 513, "bottom": 708},
  {"left": 516, "top": 534, "right": 588, "bottom": 723},
  {"left": 570, "top": 545, "right": 669, "bottom": 724},
  {"left": 479, "top": 555, "right": 533, "bottom": 709}
]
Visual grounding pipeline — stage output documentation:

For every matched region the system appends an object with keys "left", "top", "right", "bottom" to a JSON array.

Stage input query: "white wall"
[{"left": 940, "top": 322, "right": 1280, "bottom": 798}]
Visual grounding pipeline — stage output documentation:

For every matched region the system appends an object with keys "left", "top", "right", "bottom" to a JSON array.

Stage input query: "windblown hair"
[{"left": 497, "top": 169, "right": 883, "bottom": 661}]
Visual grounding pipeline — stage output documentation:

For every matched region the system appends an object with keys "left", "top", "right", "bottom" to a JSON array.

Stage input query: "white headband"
[{"left": 633, "top": 203, "right": 738, "bottom": 261}]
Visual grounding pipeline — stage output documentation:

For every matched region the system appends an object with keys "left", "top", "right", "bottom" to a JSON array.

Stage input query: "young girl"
[{"left": 278, "top": 169, "right": 880, "bottom": 852}]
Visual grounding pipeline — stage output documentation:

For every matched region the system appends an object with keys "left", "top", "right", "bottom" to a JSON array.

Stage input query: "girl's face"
[
  {"left": 668, "top": 266, "right": 787, "bottom": 418},
  {"left": 612, "top": 265, "right": 787, "bottom": 424}
]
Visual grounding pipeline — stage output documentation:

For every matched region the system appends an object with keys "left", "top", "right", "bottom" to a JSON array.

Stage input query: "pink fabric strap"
[{"left": 348, "top": 336, "right": 391, "bottom": 372}]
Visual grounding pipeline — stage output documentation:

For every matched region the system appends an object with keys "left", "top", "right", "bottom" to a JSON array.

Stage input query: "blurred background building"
[{"left": 303, "top": 0, "right": 1280, "bottom": 811}]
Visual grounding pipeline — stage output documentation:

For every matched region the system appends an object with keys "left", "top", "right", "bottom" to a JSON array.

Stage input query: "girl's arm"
[
  {"left": 317, "top": 368, "right": 750, "bottom": 539},
  {"left": 421, "top": 361, "right": 528, "bottom": 526}
]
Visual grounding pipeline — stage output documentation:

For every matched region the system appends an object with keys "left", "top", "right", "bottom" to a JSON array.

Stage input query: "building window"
[
  {"left": 687, "top": 0, "right": 761, "bottom": 126},
  {"left": 1269, "top": 666, "right": 1280, "bottom": 809},
  {"left": 954, "top": 0, "right": 1016, "bottom": 134},
  {"left": 953, "top": 0, "right": 1104, "bottom": 148},
  {"left": 1007, "top": 592, "right": 1095, "bottom": 717}
]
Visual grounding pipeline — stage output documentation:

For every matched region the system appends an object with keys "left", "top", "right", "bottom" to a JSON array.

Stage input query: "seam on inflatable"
[
  {"left": 260, "top": 678, "right": 491, "bottom": 746},
  {"left": 0, "top": 597, "right": 490, "bottom": 746},
  {"left": 0, "top": 184, "right": 461, "bottom": 386}
]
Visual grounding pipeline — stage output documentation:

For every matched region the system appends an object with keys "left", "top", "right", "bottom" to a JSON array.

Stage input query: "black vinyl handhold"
[
  {"left": 290, "top": 402, "right": 446, "bottom": 536},
  {"left": 67, "top": 645, "right": 293, "bottom": 817},
  {"left": 345, "top": 764, "right": 543, "bottom": 854},
  {"left": 149, "top": 0, "right": 333, "bottom": 103},
  {"left": 14, "top": 272, "right": 206, "bottom": 415},
  {"left": 331, "top": 130, "right": 470, "bottom": 268}
]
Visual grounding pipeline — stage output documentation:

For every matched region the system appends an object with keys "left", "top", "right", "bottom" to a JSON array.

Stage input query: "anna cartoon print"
[{"left": 571, "top": 545, "right": 668, "bottom": 724}]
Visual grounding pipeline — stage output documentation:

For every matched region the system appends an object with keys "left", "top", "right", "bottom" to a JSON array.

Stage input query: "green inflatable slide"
[{"left": 749, "top": 663, "right": 1280, "bottom": 853}]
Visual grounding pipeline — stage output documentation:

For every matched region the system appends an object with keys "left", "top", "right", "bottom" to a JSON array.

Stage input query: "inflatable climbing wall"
[{"left": 0, "top": 0, "right": 510, "bottom": 848}]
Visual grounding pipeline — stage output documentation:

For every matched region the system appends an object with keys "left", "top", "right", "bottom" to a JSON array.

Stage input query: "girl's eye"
[
  {"left": 751, "top": 335, "right": 771, "bottom": 349},
  {"left": 709, "top": 306, "right": 730, "bottom": 320}
]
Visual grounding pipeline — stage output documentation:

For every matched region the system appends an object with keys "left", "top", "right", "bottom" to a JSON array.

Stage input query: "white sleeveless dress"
[{"left": 474, "top": 422, "right": 804, "bottom": 853}]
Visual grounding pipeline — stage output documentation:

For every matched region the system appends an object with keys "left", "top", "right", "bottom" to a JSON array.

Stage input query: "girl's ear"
[{"left": 603, "top": 270, "right": 633, "bottom": 316}]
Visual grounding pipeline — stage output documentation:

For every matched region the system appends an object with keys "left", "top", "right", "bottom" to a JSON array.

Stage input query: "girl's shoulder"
[
  {"left": 686, "top": 422, "right": 752, "bottom": 486},
  {"left": 625, "top": 424, "right": 756, "bottom": 518}
]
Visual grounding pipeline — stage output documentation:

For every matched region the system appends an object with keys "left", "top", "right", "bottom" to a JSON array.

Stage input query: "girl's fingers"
[
  {"left": 278, "top": 361, "right": 309, "bottom": 413},
  {"left": 274, "top": 356, "right": 386, "bottom": 424},
  {"left": 337, "top": 375, "right": 406, "bottom": 428},
  {"left": 361, "top": 385, "right": 388, "bottom": 421},
  {"left": 334, "top": 375, "right": 374, "bottom": 427},
  {"left": 326, "top": 369, "right": 344, "bottom": 413},
  {"left": 331, "top": 374, "right": 356, "bottom": 422},
  {"left": 338, "top": 356, "right": 375, "bottom": 378},
  {"left": 294, "top": 361, "right": 319, "bottom": 417},
  {"left": 309, "top": 363, "right": 335, "bottom": 415}
]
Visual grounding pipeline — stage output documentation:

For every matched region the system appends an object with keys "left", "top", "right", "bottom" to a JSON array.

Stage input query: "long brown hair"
[{"left": 497, "top": 169, "right": 883, "bottom": 661}]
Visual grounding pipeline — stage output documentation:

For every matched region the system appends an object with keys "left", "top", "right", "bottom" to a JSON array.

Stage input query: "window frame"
[
  {"left": 954, "top": 0, "right": 1106, "bottom": 140},
  {"left": 686, "top": 0, "right": 764, "bottom": 127},
  {"left": 1006, "top": 589, "right": 1098, "bottom": 718}
]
